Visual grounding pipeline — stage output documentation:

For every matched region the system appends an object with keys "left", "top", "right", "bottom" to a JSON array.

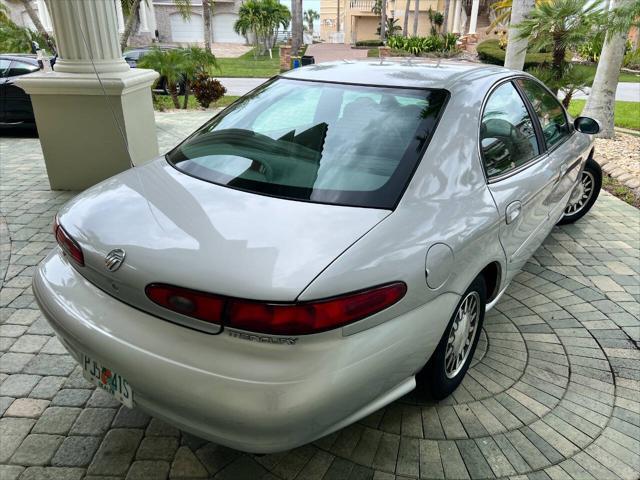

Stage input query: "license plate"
[{"left": 82, "top": 354, "right": 133, "bottom": 408}]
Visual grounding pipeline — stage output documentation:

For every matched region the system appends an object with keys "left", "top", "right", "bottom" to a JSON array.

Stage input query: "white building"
[{"left": 4, "top": 0, "right": 247, "bottom": 47}]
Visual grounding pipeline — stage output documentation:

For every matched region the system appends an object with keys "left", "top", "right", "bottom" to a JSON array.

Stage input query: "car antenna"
[{"left": 76, "top": 20, "right": 133, "bottom": 168}]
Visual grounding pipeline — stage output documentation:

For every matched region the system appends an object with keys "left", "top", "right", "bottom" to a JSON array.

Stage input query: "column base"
[{"left": 16, "top": 69, "right": 159, "bottom": 191}]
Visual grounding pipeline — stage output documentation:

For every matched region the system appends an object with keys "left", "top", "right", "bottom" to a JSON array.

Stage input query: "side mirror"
[{"left": 574, "top": 116, "right": 600, "bottom": 135}]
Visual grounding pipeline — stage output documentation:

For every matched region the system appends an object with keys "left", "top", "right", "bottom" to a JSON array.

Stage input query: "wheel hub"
[{"left": 445, "top": 291, "right": 480, "bottom": 379}]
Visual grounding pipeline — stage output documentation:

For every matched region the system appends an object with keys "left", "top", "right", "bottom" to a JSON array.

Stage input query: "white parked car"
[{"left": 34, "top": 61, "right": 602, "bottom": 453}]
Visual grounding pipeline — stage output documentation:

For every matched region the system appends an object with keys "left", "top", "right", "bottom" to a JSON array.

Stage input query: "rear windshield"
[{"left": 167, "top": 78, "right": 448, "bottom": 209}]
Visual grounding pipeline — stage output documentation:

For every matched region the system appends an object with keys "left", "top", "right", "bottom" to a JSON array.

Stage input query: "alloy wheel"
[
  {"left": 565, "top": 171, "right": 595, "bottom": 216},
  {"left": 444, "top": 291, "right": 480, "bottom": 379}
]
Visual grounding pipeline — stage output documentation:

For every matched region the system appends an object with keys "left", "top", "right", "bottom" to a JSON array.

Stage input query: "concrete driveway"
[
  {"left": 573, "top": 82, "right": 640, "bottom": 102},
  {"left": 0, "top": 111, "right": 638, "bottom": 479}
]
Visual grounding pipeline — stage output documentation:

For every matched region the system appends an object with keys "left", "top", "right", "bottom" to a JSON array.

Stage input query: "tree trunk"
[
  {"left": 183, "top": 83, "right": 190, "bottom": 109},
  {"left": 582, "top": 0, "right": 629, "bottom": 138},
  {"left": 442, "top": 0, "right": 450, "bottom": 34},
  {"left": 504, "top": 0, "right": 535, "bottom": 70},
  {"left": 551, "top": 41, "right": 565, "bottom": 83},
  {"left": 380, "top": 0, "right": 387, "bottom": 41},
  {"left": 203, "top": 0, "right": 212, "bottom": 52},
  {"left": 291, "top": 0, "right": 303, "bottom": 55},
  {"left": 403, "top": 0, "right": 410, "bottom": 36},
  {"left": 336, "top": 0, "right": 341, "bottom": 32},
  {"left": 20, "top": 0, "right": 56, "bottom": 53},
  {"left": 120, "top": 0, "right": 142, "bottom": 51},
  {"left": 412, "top": 0, "right": 419, "bottom": 37},
  {"left": 169, "top": 85, "right": 181, "bottom": 109}
]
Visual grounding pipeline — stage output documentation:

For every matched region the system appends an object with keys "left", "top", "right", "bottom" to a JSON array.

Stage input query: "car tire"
[
  {"left": 417, "top": 276, "right": 486, "bottom": 400},
  {"left": 557, "top": 157, "right": 602, "bottom": 225}
]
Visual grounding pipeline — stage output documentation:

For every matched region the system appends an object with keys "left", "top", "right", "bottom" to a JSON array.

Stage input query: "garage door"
[
  {"left": 212, "top": 13, "right": 245, "bottom": 43},
  {"left": 170, "top": 12, "right": 204, "bottom": 43}
]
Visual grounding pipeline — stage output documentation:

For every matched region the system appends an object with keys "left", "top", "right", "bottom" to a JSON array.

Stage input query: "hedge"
[
  {"left": 476, "top": 39, "right": 569, "bottom": 70},
  {"left": 355, "top": 40, "right": 384, "bottom": 47}
]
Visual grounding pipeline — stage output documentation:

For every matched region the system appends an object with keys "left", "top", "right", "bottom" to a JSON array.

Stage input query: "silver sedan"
[{"left": 33, "top": 61, "right": 602, "bottom": 453}]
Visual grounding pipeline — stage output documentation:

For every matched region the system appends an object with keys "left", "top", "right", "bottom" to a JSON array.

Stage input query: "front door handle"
[{"left": 505, "top": 201, "right": 522, "bottom": 224}]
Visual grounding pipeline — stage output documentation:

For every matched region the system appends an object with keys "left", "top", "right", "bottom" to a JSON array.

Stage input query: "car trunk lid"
[{"left": 57, "top": 159, "right": 390, "bottom": 333}]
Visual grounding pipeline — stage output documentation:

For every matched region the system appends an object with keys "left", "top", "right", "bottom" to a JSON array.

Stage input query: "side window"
[
  {"left": 0, "top": 59, "right": 11, "bottom": 78},
  {"left": 7, "top": 61, "right": 39, "bottom": 77},
  {"left": 480, "top": 82, "right": 540, "bottom": 178},
  {"left": 517, "top": 78, "right": 571, "bottom": 148}
]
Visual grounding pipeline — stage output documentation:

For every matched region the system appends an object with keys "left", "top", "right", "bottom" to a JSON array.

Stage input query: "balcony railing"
[{"left": 349, "top": 0, "right": 377, "bottom": 12}]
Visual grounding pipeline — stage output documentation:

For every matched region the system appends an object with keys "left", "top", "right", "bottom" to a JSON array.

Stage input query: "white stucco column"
[
  {"left": 115, "top": 0, "right": 125, "bottom": 33},
  {"left": 468, "top": 0, "right": 480, "bottom": 34},
  {"left": 147, "top": 1, "right": 157, "bottom": 34},
  {"left": 16, "top": 0, "right": 159, "bottom": 191},
  {"left": 139, "top": 0, "right": 150, "bottom": 32},
  {"left": 36, "top": 0, "right": 53, "bottom": 32},
  {"left": 452, "top": 0, "right": 462, "bottom": 34}
]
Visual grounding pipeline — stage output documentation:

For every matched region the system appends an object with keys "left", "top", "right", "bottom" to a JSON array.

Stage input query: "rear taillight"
[
  {"left": 146, "top": 284, "right": 224, "bottom": 324},
  {"left": 54, "top": 216, "right": 84, "bottom": 266},
  {"left": 145, "top": 282, "right": 407, "bottom": 335}
]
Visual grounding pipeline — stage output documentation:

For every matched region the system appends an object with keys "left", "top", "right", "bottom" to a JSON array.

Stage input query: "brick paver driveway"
[{"left": 1, "top": 111, "right": 639, "bottom": 480}]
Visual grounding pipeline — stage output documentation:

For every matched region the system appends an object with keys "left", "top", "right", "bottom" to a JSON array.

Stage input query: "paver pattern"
[{"left": 1, "top": 111, "right": 639, "bottom": 480}]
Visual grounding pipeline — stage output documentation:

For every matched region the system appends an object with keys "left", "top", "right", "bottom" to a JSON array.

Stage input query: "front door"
[
  {"left": 516, "top": 78, "right": 580, "bottom": 224},
  {"left": 479, "top": 80, "right": 555, "bottom": 277}
]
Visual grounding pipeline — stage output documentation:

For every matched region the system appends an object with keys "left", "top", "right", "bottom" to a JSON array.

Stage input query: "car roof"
[
  {"left": 280, "top": 60, "right": 513, "bottom": 90},
  {"left": 0, "top": 54, "right": 39, "bottom": 64}
]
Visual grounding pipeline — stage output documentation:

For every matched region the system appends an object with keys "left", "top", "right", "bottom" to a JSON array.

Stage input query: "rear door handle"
[{"left": 505, "top": 201, "right": 522, "bottom": 224}]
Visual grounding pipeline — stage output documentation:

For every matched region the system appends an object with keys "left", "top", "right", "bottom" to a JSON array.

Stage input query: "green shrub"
[
  {"left": 355, "top": 40, "right": 383, "bottom": 47},
  {"left": 623, "top": 49, "right": 640, "bottom": 70},
  {"left": 477, "top": 39, "right": 568, "bottom": 69},
  {"left": 385, "top": 33, "right": 458, "bottom": 55},
  {"left": 577, "top": 32, "right": 605, "bottom": 63}
]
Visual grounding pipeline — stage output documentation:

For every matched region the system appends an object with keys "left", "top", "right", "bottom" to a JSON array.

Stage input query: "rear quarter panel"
[{"left": 300, "top": 71, "right": 509, "bottom": 336}]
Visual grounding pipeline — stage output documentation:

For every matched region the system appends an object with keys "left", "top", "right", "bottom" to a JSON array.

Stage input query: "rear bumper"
[{"left": 33, "top": 250, "right": 457, "bottom": 453}]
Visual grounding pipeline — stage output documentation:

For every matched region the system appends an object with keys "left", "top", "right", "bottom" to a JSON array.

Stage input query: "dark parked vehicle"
[
  {"left": 0, "top": 54, "right": 43, "bottom": 127},
  {"left": 124, "top": 45, "right": 185, "bottom": 94}
]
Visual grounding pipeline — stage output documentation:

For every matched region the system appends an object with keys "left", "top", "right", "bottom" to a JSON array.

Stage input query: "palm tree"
[
  {"left": 380, "top": 0, "right": 387, "bottom": 41},
  {"left": 138, "top": 48, "right": 186, "bottom": 109},
  {"left": 378, "top": 17, "right": 402, "bottom": 39},
  {"left": 442, "top": 0, "right": 450, "bottom": 33},
  {"left": 402, "top": 0, "right": 411, "bottom": 37},
  {"left": 582, "top": 0, "right": 635, "bottom": 138},
  {"left": 515, "top": 0, "right": 603, "bottom": 80},
  {"left": 503, "top": 0, "right": 535, "bottom": 69},
  {"left": 181, "top": 46, "right": 218, "bottom": 109},
  {"left": 120, "top": 0, "right": 142, "bottom": 51},
  {"left": 291, "top": 0, "right": 303, "bottom": 55},
  {"left": 487, "top": 0, "right": 549, "bottom": 31},
  {"left": 203, "top": 0, "right": 212, "bottom": 52},
  {"left": 235, "top": 0, "right": 290, "bottom": 56},
  {"left": 412, "top": 0, "right": 419, "bottom": 37},
  {"left": 304, "top": 9, "right": 320, "bottom": 35},
  {"left": 19, "top": 0, "right": 55, "bottom": 53}
]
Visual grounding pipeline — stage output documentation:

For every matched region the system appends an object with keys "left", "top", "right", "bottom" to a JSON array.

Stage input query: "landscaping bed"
[{"left": 153, "top": 95, "right": 239, "bottom": 111}]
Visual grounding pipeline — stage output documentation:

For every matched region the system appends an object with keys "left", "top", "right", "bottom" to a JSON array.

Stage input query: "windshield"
[{"left": 167, "top": 78, "right": 448, "bottom": 209}]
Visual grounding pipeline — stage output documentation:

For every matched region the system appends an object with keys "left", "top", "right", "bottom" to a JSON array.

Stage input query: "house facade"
[
  {"left": 6, "top": 0, "right": 247, "bottom": 48},
  {"left": 320, "top": 0, "right": 493, "bottom": 44}
]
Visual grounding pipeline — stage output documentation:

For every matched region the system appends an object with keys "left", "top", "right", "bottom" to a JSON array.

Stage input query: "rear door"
[
  {"left": 515, "top": 78, "right": 580, "bottom": 224},
  {"left": 480, "top": 80, "right": 555, "bottom": 275},
  {"left": 4, "top": 60, "right": 39, "bottom": 123}
]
